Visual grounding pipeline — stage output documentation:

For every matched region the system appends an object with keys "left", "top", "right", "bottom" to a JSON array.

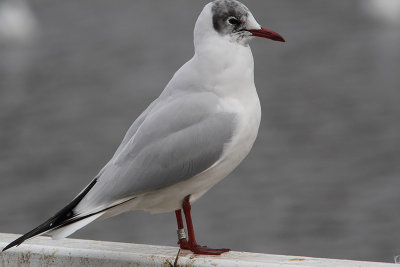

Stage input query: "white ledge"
[{"left": 0, "top": 233, "right": 396, "bottom": 266}]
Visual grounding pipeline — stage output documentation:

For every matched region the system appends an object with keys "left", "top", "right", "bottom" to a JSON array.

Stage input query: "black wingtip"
[
  {"left": 2, "top": 178, "right": 98, "bottom": 252},
  {"left": 2, "top": 238, "right": 22, "bottom": 252}
]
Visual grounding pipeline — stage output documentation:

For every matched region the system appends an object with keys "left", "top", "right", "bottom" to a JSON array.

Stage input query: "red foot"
[
  {"left": 177, "top": 238, "right": 190, "bottom": 250},
  {"left": 178, "top": 238, "right": 230, "bottom": 255},
  {"left": 190, "top": 244, "right": 230, "bottom": 255}
]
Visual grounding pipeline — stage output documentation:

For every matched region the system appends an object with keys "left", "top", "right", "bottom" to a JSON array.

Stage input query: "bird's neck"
[
  {"left": 162, "top": 37, "right": 256, "bottom": 99},
  {"left": 192, "top": 37, "right": 255, "bottom": 95}
]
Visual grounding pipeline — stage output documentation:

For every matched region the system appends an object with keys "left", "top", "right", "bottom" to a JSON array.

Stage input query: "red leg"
[
  {"left": 181, "top": 195, "right": 230, "bottom": 255},
  {"left": 175, "top": 209, "right": 190, "bottom": 249}
]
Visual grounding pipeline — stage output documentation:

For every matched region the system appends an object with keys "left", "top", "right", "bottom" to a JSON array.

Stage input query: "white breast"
[{"left": 188, "top": 88, "right": 262, "bottom": 201}]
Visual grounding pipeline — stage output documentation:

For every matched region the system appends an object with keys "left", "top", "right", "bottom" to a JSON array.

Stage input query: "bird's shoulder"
[{"left": 112, "top": 91, "right": 237, "bottom": 165}]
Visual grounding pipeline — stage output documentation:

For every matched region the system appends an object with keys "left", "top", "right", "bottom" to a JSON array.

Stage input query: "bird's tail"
[{"left": 2, "top": 178, "right": 100, "bottom": 252}]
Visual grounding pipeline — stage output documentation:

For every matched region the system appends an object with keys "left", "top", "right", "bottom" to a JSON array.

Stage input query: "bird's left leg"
[{"left": 175, "top": 209, "right": 190, "bottom": 250}]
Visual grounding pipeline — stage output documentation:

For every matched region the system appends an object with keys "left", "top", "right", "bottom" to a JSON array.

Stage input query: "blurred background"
[{"left": 0, "top": 0, "right": 399, "bottom": 263}]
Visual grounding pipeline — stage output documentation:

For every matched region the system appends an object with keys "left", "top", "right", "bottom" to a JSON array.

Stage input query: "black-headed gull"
[{"left": 3, "top": 0, "right": 284, "bottom": 255}]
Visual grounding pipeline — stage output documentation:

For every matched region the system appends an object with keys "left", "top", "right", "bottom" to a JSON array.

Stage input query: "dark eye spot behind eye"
[{"left": 228, "top": 18, "right": 240, "bottom": 25}]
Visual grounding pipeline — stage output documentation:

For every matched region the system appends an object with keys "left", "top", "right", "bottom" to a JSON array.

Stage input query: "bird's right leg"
[{"left": 181, "top": 195, "right": 230, "bottom": 255}]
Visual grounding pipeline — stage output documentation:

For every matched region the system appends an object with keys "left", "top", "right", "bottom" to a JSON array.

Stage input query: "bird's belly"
[{"left": 129, "top": 94, "right": 261, "bottom": 214}]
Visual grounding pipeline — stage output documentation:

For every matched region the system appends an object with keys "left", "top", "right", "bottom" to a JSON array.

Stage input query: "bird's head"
[{"left": 194, "top": 0, "right": 285, "bottom": 47}]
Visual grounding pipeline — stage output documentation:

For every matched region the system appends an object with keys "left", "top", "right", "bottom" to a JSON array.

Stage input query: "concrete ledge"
[{"left": 0, "top": 233, "right": 396, "bottom": 266}]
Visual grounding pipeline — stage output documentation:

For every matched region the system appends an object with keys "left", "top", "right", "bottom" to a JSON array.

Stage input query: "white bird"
[{"left": 3, "top": 0, "right": 284, "bottom": 255}]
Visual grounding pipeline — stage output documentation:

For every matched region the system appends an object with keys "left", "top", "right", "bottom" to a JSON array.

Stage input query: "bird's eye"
[{"left": 227, "top": 17, "right": 240, "bottom": 25}]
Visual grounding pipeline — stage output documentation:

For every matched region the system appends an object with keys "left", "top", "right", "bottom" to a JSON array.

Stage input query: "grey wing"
[
  {"left": 112, "top": 99, "right": 158, "bottom": 157},
  {"left": 91, "top": 98, "right": 158, "bottom": 180},
  {"left": 76, "top": 92, "right": 236, "bottom": 212}
]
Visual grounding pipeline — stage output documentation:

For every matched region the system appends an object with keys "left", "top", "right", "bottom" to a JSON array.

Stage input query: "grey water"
[{"left": 0, "top": 0, "right": 399, "bottom": 263}]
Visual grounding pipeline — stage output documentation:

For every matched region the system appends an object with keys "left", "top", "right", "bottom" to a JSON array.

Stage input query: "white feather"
[{"left": 47, "top": 212, "right": 105, "bottom": 240}]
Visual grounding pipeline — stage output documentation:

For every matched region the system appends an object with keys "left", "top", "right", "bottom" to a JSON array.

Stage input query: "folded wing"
[{"left": 74, "top": 92, "right": 236, "bottom": 214}]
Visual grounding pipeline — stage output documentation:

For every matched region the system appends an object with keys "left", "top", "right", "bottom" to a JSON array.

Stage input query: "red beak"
[{"left": 248, "top": 27, "right": 285, "bottom": 42}]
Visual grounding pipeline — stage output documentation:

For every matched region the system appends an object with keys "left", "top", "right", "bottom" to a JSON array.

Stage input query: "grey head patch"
[{"left": 212, "top": 0, "right": 250, "bottom": 36}]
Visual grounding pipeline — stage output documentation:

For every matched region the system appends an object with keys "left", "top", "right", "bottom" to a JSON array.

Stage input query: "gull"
[{"left": 2, "top": 0, "right": 284, "bottom": 255}]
